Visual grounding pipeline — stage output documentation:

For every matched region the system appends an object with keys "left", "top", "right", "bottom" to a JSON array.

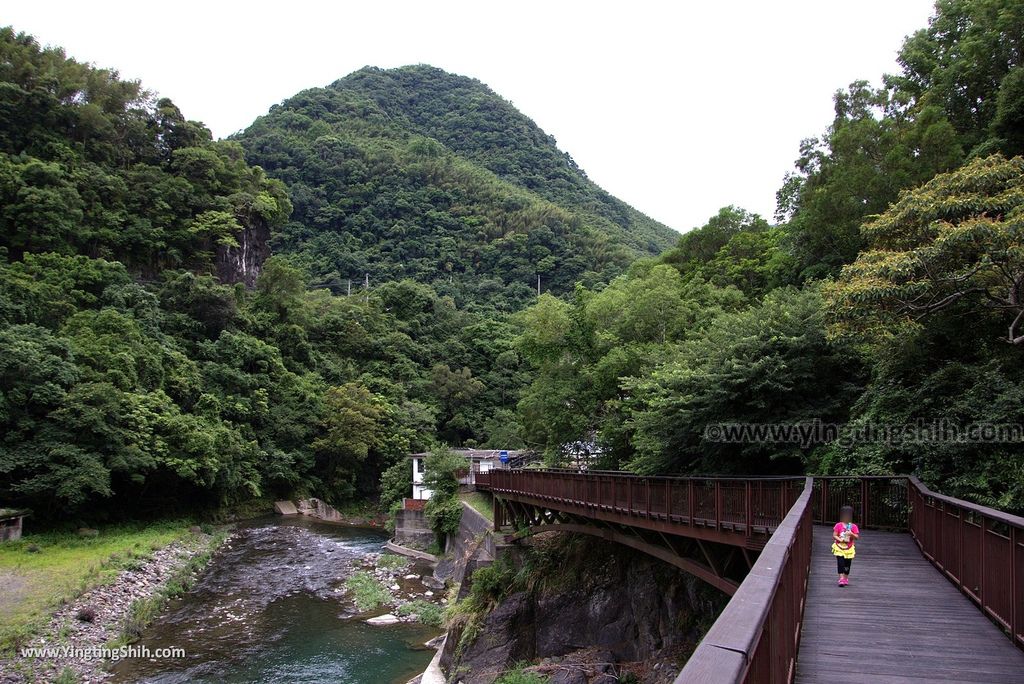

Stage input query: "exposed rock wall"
[
  {"left": 215, "top": 218, "right": 271, "bottom": 287},
  {"left": 442, "top": 535, "right": 723, "bottom": 684}
]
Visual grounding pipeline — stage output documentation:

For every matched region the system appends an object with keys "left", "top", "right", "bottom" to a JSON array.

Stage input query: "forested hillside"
[
  {"left": 514, "top": 0, "right": 1024, "bottom": 510},
  {"left": 235, "top": 66, "right": 676, "bottom": 311},
  {"left": 0, "top": 29, "right": 530, "bottom": 520}
]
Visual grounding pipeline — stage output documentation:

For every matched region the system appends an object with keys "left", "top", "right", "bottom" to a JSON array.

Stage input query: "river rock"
[
  {"left": 551, "top": 671, "right": 588, "bottom": 684},
  {"left": 422, "top": 575, "right": 445, "bottom": 590},
  {"left": 365, "top": 613, "right": 401, "bottom": 626}
]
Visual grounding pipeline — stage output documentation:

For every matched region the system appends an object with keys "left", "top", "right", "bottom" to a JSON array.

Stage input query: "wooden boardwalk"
[{"left": 796, "top": 526, "right": 1024, "bottom": 683}]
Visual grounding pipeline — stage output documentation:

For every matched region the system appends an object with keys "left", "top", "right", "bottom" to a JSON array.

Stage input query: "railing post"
[
  {"left": 715, "top": 480, "right": 722, "bottom": 530},
  {"left": 688, "top": 480, "right": 695, "bottom": 524},
  {"left": 954, "top": 498, "right": 962, "bottom": 582},
  {"left": 745, "top": 481, "right": 753, "bottom": 541},
  {"left": 774, "top": 483, "right": 782, "bottom": 528},
  {"left": 821, "top": 478, "right": 828, "bottom": 525},
  {"left": 665, "top": 479, "right": 672, "bottom": 519},
  {"left": 861, "top": 477, "right": 870, "bottom": 528},
  {"left": 645, "top": 479, "right": 651, "bottom": 518},
  {"left": 628, "top": 477, "right": 633, "bottom": 514},
  {"left": 1010, "top": 524, "right": 1018, "bottom": 643},
  {"left": 980, "top": 516, "right": 987, "bottom": 610}
]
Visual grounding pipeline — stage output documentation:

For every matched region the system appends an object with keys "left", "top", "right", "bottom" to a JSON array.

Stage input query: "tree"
[
  {"left": 422, "top": 446, "right": 465, "bottom": 500},
  {"left": 422, "top": 446, "right": 466, "bottom": 539},
  {"left": 825, "top": 155, "right": 1024, "bottom": 345},
  {"left": 313, "top": 382, "right": 389, "bottom": 501},
  {"left": 627, "top": 288, "right": 862, "bottom": 475},
  {"left": 379, "top": 458, "right": 412, "bottom": 510},
  {"left": 895, "top": 0, "right": 1024, "bottom": 151}
]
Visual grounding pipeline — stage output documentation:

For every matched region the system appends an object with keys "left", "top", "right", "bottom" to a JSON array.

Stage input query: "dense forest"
[
  {"left": 235, "top": 65, "right": 675, "bottom": 312},
  {"left": 2, "top": 0, "right": 1023, "bottom": 523},
  {"left": 0, "top": 28, "right": 532, "bottom": 519}
]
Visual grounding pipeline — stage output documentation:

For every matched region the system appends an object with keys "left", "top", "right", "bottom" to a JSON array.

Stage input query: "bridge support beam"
[{"left": 496, "top": 497, "right": 748, "bottom": 595}]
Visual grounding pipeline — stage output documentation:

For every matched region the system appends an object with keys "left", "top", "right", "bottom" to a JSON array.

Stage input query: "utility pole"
[
  {"left": 347, "top": 279, "right": 351, "bottom": 297},
  {"left": 537, "top": 273, "right": 541, "bottom": 296},
  {"left": 364, "top": 273, "right": 370, "bottom": 303}
]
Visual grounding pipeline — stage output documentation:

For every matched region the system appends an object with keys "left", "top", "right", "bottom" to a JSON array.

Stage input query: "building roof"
[
  {"left": 409, "top": 449, "right": 523, "bottom": 460},
  {"left": 0, "top": 508, "right": 28, "bottom": 521}
]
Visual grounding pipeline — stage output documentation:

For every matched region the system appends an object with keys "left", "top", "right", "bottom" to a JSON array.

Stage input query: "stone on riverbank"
[{"left": 365, "top": 613, "right": 401, "bottom": 626}]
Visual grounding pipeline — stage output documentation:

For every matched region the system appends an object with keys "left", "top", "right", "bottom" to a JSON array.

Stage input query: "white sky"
[{"left": 6, "top": 1, "right": 937, "bottom": 234}]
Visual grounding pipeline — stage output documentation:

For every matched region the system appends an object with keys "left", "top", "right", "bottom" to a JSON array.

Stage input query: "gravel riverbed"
[{"left": 0, "top": 532, "right": 221, "bottom": 684}]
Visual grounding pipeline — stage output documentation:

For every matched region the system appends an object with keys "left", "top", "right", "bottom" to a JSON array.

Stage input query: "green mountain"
[
  {"left": 0, "top": 29, "right": 532, "bottom": 519},
  {"left": 237, "top": 65, "right": 676, "bottom": 310}
]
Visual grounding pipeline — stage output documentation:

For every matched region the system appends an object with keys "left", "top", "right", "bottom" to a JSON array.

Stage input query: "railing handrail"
[
  {"left": 505, "top": 467, "right": 807, "bottom": 483},
  {"left": 909, "top": 475, "right": 1024, "bottom": 530},
  {"left": 675, "top": 477, "right": 814, "bottom": 683}
]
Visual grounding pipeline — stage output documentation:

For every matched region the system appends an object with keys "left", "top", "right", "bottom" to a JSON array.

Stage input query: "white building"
[{"left": 410, "top": 449, "right": 522, "bottom": 500}]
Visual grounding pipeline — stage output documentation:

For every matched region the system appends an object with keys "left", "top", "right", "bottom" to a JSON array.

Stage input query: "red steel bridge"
[{"left": 475, "top": 469, "right": 1024, "bottom": 683}]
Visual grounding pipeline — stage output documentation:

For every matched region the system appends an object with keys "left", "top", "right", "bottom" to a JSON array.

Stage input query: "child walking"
[{"left": 832, "top": 505, "right": 859, "bottom": 587}]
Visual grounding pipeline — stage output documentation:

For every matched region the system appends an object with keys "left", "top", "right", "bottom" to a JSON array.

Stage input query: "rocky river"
[{"left": 110, "top": 517, "right": 441, "bottom": 684}]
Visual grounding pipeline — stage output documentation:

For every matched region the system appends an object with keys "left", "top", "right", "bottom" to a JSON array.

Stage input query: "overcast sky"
[{"left": 7, "top": 1, "right": 937, "bottom": 233}]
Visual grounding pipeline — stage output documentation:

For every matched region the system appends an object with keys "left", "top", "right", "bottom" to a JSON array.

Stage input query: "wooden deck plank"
[{"left": 795, "top": 526, "right": 1024, "bottom": 683}]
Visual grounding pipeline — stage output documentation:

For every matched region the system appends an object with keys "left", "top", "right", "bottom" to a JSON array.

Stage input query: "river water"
[{"left": 110, "top": 517, "right": 440, "bottom": 684}]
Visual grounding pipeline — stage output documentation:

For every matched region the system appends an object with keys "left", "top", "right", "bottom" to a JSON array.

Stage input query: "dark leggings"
[{"left": 836, "top": 556, "right": 853, "bottom": 575}]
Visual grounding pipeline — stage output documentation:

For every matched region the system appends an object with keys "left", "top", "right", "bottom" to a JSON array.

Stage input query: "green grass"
[
  {"left": 344, "top": 571, "right": 390, "bottom": 612},
  {"left": 460, "top": 492, "right": 494, "bottom": 522},
  {"left": 377, "top": 553, "right": 410, "bottom": 571},
  {"left": 494, "top": 667, "right": 549, "bottom": 684},
  {"left": 395, "top": 599, "right": 443, "bottom": 626},
  {"left": 0, "top": 520, "right": 194, "bottom": 654},
  {"left": 53, "top": 668, "right": 79, "bottom": 684}
]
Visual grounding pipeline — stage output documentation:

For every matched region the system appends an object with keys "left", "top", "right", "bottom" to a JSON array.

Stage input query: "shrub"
[
  {"left": 425, "top": 495, "right": 463, "bottom": 538},
  {"left": 467, "top": 557, "right": 515, "bottom": 609},
  {"left": 54, "top": 668, "right": 79, "bottom": 684},
  {"left": 396, "top": 599, "right": 444, "bottom": 626}
]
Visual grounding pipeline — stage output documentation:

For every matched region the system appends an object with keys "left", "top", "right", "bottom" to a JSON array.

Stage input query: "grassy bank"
[
  {"left": 459, "top": 492, "right": 494, "bottom": 522},
  {"left": 0, "top": 521, "right": 193, "bottom": 653}
]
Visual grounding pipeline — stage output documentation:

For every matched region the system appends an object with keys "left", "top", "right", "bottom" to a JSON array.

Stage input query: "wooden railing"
[
  {"left": 909, "top": 476, "right": 1024, "bottom": 651},
  {"left": 474, "top": 471, "right": 492, "bottom": 489},
  {"left": 488, "top": 468, "right": 805, "bottom": 546},
  {"left": 812, "top": 476, "right": 910, "bottom": 530},
  {"left": 675, "top": 477, "right": 814, "bottom": 683}
]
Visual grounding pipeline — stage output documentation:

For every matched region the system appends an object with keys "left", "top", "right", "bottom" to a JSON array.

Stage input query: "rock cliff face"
[
  {"left": 442, "top": 534, "right": 723, "bottom": 684},
  {"left": 215, "top": 219, "right": 271, "bottom": 287}
]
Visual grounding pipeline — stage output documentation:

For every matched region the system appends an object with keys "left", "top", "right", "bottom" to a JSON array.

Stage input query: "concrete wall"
[
  {"left": 0, "top": 517, "right": 23, "bottom": 542},
  {"left": 395, "top": 507, "right": 435, "bottom": 549},
  {"left": 437, "top": 500, "right": 495, "bottom": 594}
]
